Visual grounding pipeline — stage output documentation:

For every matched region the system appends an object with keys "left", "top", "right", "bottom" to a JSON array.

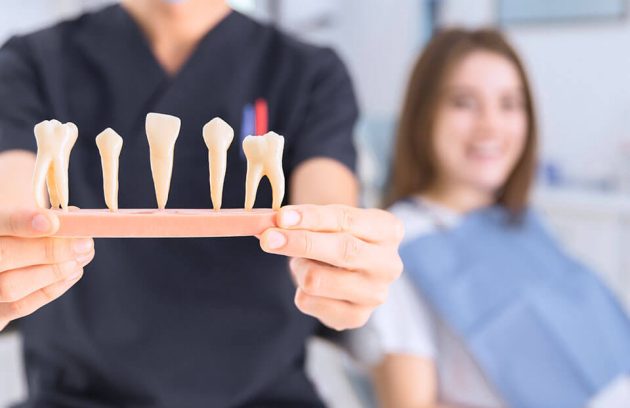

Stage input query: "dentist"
[{"left": 0, "top": 0, "right": 403, "bottom": 406}]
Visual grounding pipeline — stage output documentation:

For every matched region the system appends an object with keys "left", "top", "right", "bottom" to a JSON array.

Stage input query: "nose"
[{"left": 476, "top": 103, "right": 502, "bottom": 136}]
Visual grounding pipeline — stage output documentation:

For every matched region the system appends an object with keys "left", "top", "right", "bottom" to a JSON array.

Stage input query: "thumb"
[{"left": 0, "top": 208, "right": 60, "bottom": 237}]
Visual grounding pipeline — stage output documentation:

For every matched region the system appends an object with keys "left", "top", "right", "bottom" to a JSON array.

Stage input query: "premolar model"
[
  {"left": 95, "top": 128, "right": 123, "bottom": 211},
  {"left": 146, "top": 113, "right": 181, "bottom": 210},
  {"left": 32, "top": 120, "right": 78, "bottom": 210},
  {"left": 242, "top": 132, "right": 285, "bottom": 210},
  {"left": 203, "top": 118, "right": 234, "bottom": 210}
]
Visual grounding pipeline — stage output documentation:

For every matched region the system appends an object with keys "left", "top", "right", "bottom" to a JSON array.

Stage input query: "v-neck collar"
[
  {"left": 115, "top": 4, "right": 239, "bottom": 80},
  {"left": 75, "top": 4, "right": 245, "bottom": 79},
  {"left": 72, "top": 4, "right": 252, "bottom": 133}
]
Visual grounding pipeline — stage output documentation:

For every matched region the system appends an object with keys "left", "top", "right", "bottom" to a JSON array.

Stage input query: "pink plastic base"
[{"left": 50, "top": 208, "right": 277, "bottom": 238}]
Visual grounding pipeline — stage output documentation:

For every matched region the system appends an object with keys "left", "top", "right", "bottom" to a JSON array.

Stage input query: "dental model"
[
  {"left": 146, "top": 113, "right": 181, "bottom": 210},
  {"left": 203, "top": 118, "right": 234, "bottom": 210},
  {"left": 95, "top": 128, "right": 123, "bottom": 211},
  {"left": 32, "top": 120, "right": 78, "bottom": 210},
  {"left": 242, "top": 132, "right": 285, "bottom": 210}
]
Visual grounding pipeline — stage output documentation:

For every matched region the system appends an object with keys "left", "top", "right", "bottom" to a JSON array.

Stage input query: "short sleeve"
[
  {"left": 344, "top": 273, "right": 437, "bottom": 366},
  {"left": 0, "top": 36, "right": 47, "bottom": 153},
  {"left": 286, "top": 48, "right": 359, "bottom": 175}
]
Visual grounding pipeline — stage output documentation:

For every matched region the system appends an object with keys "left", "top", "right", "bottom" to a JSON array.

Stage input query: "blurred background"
[{"left": 1, "top": 0, "right": 630, "bottom": 406}]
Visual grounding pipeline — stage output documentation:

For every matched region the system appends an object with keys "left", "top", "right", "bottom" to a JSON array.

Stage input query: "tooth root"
[
  {"left": 267, "top": 166, "right": 285, "bottom": 210},
  {"left": 46, "top": 167, "right": 60, "bottom": 209},
  {"left": 210, "top": 154, "right": 227, "bottom": 210},
  {"left": 146, "top": 113, "right": 181, "bottom": 210},
  {"left": 96, "top": 128, "right": 124, "bottom": 211},
  {"left": 52, "top": 157, "right": 70, "bottom": 210},
  {"left": 32, "top": 120, "right": 78, "bottom": 210},
  {"left": 32, "top": 154, "right": 52, "bottom": 209},
  {"left": 203, "top": 118, "right": 234, "bottom": 211},
  {"left": 244, "top": 164, "right": 264, "bottom": 210},
  {"left": 242, "top": 132, "right": 285, "bottom": 211}
]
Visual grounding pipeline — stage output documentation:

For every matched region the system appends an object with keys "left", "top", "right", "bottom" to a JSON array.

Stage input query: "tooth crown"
[
  {"left": 242, "top": 132, "right": 284, "bottom": 164},
  {"left": 203, "top": 117, "right": 234, "bottom": 149},
  {"left": 33, "top": 119, "right": 78, "bottom": 210},
  {"left": 146, "top": 113, "right": 181, "bottom": 210},
  {"left": 243, "top": 132, "right": 285, "bottom": 210},
  {"left": 96, "top": 128, "right": 123, "bottom": 212}
]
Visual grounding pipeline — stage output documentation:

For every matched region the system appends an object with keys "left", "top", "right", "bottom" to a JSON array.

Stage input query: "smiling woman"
[
  {"left": 386, "top": 28, "right": 537, "bottom": 215},
  {"left": 349, "top": 28, "right": 630, "bottom": 408}
]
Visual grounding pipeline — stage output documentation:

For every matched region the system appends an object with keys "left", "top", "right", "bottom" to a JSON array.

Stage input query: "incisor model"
[{"left": 146, "top": 113, "right": 181, "bottom": 210}]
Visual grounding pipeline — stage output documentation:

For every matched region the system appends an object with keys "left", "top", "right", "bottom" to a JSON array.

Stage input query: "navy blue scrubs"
[{"left": 0, "top": 5, "right": 358, "bottom": 407}]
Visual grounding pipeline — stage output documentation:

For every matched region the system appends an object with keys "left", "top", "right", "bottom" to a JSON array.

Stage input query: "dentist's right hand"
[{"left": 0, "top": 208, "right": 94, "bottom": 331}]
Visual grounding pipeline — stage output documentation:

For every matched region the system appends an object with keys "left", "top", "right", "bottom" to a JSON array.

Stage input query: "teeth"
[
  {"left": 146, "top": 113, "right": 181, "bottom": 210},
  {"left": 470, "top": 142, "right": 501, "bottom": 156},
  {"left": 242, "top": 132, "right": 285, "bottom": 210},
  {"left": 203, "top": 118, "right": 234, "bottom": 211},
  {"left": 95, "top": 128, "right": 123, "bottom": 211},
  {"left": 32, "top": 120, "right": 78, "bottom": 210}
]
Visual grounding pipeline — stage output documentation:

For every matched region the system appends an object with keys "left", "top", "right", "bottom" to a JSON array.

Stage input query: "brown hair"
[{"left": 384, "top": 28, "right": 537, "bottom": 216}]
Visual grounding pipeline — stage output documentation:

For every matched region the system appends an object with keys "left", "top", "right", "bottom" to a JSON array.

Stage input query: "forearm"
[
  {"left": 289, "top": 157, "right": 359, "bottom": 206},
  {"left": 0, "top": 149, "right": 36, "bottom": 208},
  {"left": 372, "top": 355, "right": 443, "bottom": 408}
]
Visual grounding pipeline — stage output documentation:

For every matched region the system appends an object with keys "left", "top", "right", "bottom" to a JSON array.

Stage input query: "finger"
[
  {"left": 0, "top": 251, "right": 93, "bottom": 302},
  {"left": 277, "top": 205, "right": 405, "bottom": 244},
  {"left": 0, "top": 236, "right": 94, "bottom": 272},
  {"left": 0, "top": 270, "right": 83, "bottom": 323},
  {"left": 261, "top": 228, "right": 399, "bottom": 274},
  {"left": 0, "top": 209, "right": 60, "bottom": 238},
  {"left": 294, "top": 288, "right": 373, "bottom": 331},
  {"left": 290, "top": 258, "right": 388, "bottom": 306}
]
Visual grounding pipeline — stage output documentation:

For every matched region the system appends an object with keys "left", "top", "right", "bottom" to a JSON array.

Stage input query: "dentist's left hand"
[{"left": 260, "top": 205, "right": 404, "bottom": 331}]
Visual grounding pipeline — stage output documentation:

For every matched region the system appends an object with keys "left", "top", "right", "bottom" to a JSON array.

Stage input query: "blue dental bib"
[{"left": 400, "top": 205, "right": 630, "bottom": 408}]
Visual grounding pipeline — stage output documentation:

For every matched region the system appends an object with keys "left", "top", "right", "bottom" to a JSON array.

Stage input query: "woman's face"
[{"left": 431, "top": 51, "right": 528, "bottom": 198}]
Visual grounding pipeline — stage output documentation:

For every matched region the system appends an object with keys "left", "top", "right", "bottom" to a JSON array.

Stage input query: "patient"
[{"left": 351, "top": 28, "right": 630, "bottom": 407}]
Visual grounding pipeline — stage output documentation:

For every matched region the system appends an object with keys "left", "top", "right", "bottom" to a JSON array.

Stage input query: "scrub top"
[{"left": 0, "top": 5, "right": 358, "bottom": 408}]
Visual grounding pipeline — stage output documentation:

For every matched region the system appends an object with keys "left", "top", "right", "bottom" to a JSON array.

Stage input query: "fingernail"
[
  {"left": 76, "top": 253, "right": 93, "bottom": 267},
  {"left": 32, "top": 214, "right": 51, "bottom": 233},
  {"left": 265, "top": 231, "right": 287, "bottom": 250},
  {"left": 281, "top": 210, "right": 301, "bottom": 227},
  {"left": 73, "top": 238, "right": 93, "bottom": 254},
  {"left": 66, "top": 270, "right": 83, "bottom": 282}
]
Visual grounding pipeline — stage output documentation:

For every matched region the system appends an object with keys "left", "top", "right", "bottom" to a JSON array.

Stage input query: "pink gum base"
[{"left": 50, "top": 208, "right": 277, "bottom": 238}]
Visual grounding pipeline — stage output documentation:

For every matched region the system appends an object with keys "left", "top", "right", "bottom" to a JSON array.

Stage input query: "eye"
[
  {"left": 449, "top": 94, "right": 477, "bottom": 110},
  {"left": 501, "top": 95, "right": 525, "bottom": 112}
]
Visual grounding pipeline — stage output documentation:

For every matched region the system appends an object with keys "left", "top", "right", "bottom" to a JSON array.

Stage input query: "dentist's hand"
[
  {"left": 0, "top": 209, "right": 94, "bottom": 331},
  {"left": 260, "top": 205, "right": 404, "bottom": 331}
]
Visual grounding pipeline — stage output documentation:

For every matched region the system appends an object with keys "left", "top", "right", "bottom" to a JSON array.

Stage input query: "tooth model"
[
  {"left": 96, "top": 128, "right": 123, "bottom": 211},
  {"left": 203, "top": 118, "right": 234, "bottom": 211},
  {"left": 146, "top": 113, "right": 181, "bottom": 210},
  {"left": 32, "top": 120, "right": 78, "bottom": 210},
  {"left": 242, "top": 132, "right": 285, "bottom": 210}
]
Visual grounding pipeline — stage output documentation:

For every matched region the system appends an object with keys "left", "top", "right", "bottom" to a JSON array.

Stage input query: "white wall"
[
  {"left": 278, "top": 0, "right": 424, "bottom": 119},
  {"left": 0, "top": 0, "right": 116, "bottom": 45}
]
